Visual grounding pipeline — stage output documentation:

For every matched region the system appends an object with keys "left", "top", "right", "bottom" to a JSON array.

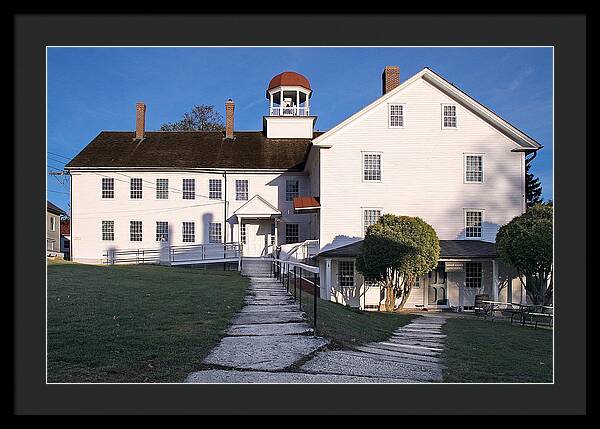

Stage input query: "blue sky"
[{"left": 47, "top": 47, "right": 553, "bottom": 213}]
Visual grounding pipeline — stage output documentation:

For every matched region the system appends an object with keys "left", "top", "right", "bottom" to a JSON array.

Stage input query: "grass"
[
  {"left": 47, "top": 260, "right": 248, "bottom": 383},
  {"left": 443, "top": 317, "right": 553, "bottom": 383},
  {"left": 294, "top": 285, "right": 415, "bottom": 348}
]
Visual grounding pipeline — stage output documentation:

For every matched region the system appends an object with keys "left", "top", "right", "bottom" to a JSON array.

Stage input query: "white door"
[{"left": 244, "top": 221, "right": 269, "bottom": 256}]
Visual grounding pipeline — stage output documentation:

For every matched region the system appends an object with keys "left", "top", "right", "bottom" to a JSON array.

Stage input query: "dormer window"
[{"left": 442, "top": 104, "right": 457, "bottom": 128}]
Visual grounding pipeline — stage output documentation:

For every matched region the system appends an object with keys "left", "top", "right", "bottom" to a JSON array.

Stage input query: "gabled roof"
[
  {"left": 316, "top": 239, "right": 497, "bottom": 259},
  {"left": 47, "top": 201, "right": 66, "bottom": 216},
  {"left": 234, "top": 195, "right": 281, "bottom": 217},
  {"left": 313, "top": 67, "right": 542, "bottom": 151},
  {"left": 65, "top": 131, "right": 322, "bottom": 171}
]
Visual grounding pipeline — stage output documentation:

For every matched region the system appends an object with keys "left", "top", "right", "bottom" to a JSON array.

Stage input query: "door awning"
[
  {"left": 293, "top": 196, "right": 320, "bottom": 213},
  {"left": 234, "top": 195, "right": 281, "bottom": 218}
]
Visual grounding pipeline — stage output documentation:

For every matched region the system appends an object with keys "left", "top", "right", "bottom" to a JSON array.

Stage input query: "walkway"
[{"left": 186, "top": 264, "right": 447, "bottom": 383}]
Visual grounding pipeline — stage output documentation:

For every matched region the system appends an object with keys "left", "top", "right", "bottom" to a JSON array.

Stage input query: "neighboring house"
[
  {"left": 47, "top": 201, "right": 66, "bottom": 257},
  {"left": 65, "top": 67, "right": 541, "bottom": 310},
  {"left": 60, "top": 219, "right": 71, "bottom": 259}
]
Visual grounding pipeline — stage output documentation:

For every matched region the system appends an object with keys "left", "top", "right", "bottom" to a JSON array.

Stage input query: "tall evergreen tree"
[{"left": 525, "top": 155, "right": 543, "bottom": 208}]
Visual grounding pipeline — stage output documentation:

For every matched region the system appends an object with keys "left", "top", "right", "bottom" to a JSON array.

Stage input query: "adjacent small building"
[{"left": 47, "top": 201, "right": 66, "bottom": 257}]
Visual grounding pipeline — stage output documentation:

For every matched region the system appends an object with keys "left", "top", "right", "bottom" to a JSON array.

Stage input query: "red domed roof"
[{"left": 266, "top": 71, "right": 311, "bottom": 97}]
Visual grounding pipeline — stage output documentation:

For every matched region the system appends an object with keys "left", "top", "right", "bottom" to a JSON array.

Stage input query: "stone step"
[
  {"left": 232, "top": 311, "right": 305, "bottom": 325},
  {"left": 353, "top": 345, "right": 444, "bottom": 364},
  {"left": 372, "top": 341, "right": 443, "bottom": 354},
  {"left": 227, "top": 322, "right": 313, "bottom": 336},
  {"left": 339, "top": 350, "right": 445, "bottom": 370}
]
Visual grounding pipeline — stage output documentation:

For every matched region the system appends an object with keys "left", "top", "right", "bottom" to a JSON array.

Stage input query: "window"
[
  {"left": 465, "top": 262, "right": 483, "bottom": 288},
  {"left": 414, "top": 276, "right": 421, "bottom": 289},
  {"left": 102, "top": 178, "right": 114, "bottom": 199},
  {"left": 363, "top": 209, "right": 381, "bottom": 235},
  {"left": 442, "top": 104, "right": 457, "bottom": 128},
  {"left": 156, "top": 221, "right": 168, "bottom": 242},
  {"left": 389, "top": 104, "right": 404, "bottom": 127},
  {"left": 63, "top": 240, "right": 70, "bottom": 250},
  {"left": 209, "top": 179, "right": 222, "bottom": 200},
  {"left": 240, "top": 222, "right": 246, "bottom": 244},
  {"left": 182, "top": 222, "right": 195, "bottom": 243},
  {"left": 285, "top": 223, "right": 299, "bottom": 244},
  {"left": 465, "top": 155, "right": 483, "bottom": 183},
  {"left": 270, "top": 222, "right": 276, "bottom": 246},
  {"left": 363, "top": 153, "right": 382, "bottom": 181},
  {"left": 130, "top": 220, "right": 142, "bottom": 241},
  {"left": 102, "top": 220, "right": 114, "bottom": 241},
  {"left": 156, "top": 178, "right": 169, "bottom": 199},
  {"left": 235, "top": 180, "right": 248, "bottom": 201},
  {"left": 338, "top": 261, "right": 355, "bottom": 288},
  {"left": 465, "top": 210, "right": 483, "bottom": 238},
  {"left": 286, "top": 179, "right": 299, "bottom": 201},
  {"left": 130, "top": 178, "right": 142, "bottom": 199},
  {"left": 182, "top": 179, "right": 195, "bottom": 200},
  {"left": 209, "top": 222, "right": 222, "bottom": 243},
  {"left": 49, "top": 216, "right": 56, "bottom": 231}
]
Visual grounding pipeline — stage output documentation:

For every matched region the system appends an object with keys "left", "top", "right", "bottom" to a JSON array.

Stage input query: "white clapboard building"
[{"left": 65, "top": 67, "right": 542, "bottom": 310}]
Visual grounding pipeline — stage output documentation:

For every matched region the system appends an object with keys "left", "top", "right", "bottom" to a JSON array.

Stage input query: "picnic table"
[{"left": 474, "top": 298, "right": 553, "bottom": 329}]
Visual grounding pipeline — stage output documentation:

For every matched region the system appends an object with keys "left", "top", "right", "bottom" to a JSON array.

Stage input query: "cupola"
[{"left": 263, "top": 71, "right": 316, "bottom": 139}]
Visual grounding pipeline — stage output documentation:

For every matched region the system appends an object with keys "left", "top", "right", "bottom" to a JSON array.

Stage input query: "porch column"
[
  {"left": 324, "top": 258, "right": 332, "bottom": 300},
  {"left": 492, "top": 259, "right": 499, "bottom": 301}
]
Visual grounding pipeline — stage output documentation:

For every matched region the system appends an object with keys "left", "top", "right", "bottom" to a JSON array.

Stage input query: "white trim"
[
  {"left": 387, "top": 103, "right": 405, "bottom": 128},
  {"left": 464, "top": 209, "right": 484, "bottom": 240},
  {"left": 362, "top": 207, "right": 383, "bottom": 237},
  {"left": 361, "top": 151, "right": 383, "bottom": 183},
  {"left": 463, "top": 153, "right": 485, "bottom": 184},
  {"left": 441, "top": 103, "right": 458, "bottom": 129}
]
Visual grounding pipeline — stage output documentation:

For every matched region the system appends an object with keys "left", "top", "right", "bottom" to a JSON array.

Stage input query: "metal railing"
[
  {"left": 271, "top": 256, "right": 320, "bottom": 336},
  {"left": 103, "top": 242, "right": 242, "bottom": 266},
  {"left": 269, "top": 106, "right": 310, "bottom": 116},
  {"left": 280, "top": 239, "right": 319, "bottom": 263}
]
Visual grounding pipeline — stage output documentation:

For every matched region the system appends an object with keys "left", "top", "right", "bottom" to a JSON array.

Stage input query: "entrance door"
[
  {"left": 428, "top": 263, "right": 447, "bottom": 305},
  {"left": 244, "top": 221, "right": 269, "bottom": 256}
]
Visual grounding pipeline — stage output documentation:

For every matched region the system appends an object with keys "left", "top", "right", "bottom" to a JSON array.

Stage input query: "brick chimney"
[
  {"left": 135, "top": 102, "right": 146, "bottom": 140},
  {"left": 225, "top": 99, "right": 235, "bottom": 139},
  {"left": 382, "top": 66, "right": 400, "bottom": 95}
]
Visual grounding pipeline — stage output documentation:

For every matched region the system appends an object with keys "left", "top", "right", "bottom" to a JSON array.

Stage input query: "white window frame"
[
  {"left": 464, "top": 209, "right": 484, "bottom": 239},
  {"left": 338, "top": 260, "right": 355, "bottom": 288},
  {"left": 130, "top": 220, "right": 142, "bottom": 242},
  {"left": 285, "top": 179, "right": 299, "bottom": 202},
  {"left": 362, "top": 207, "right": 382, "bottom": 236},
  {"left": 441, "top": 103, "right": 458, "bottom": 129},
  {"left": 182, "top": 222, "right": 195, "bottom": 243},
  {"left": 464, "top": 153, "right": 484, "bottom": 184},
  {"left": 102, "top": 220, "right": 114, "bottom": 241},
  {"left": 240, "top": 222, "right": 247, "bottom": 244},
  {"left": 130, "top": 178, "right": 143, "bottom": 199},
  {"left": 182, "top": 178, "right": 195, "bottom": 200},
  {"left": 156, "top": 178, "right": 169, "bottom": 199},
  {"left": 388, "top": 103, "right": 405, "bottom": 128},
  {"left": 156, "top": 221, "right": 169, "bottom": 242},
  {"left": 209, "top": 179, "right": 222, "bottom": 200},
  {"left": 235, "top": 179, "right": 249, "bottom": 201},
  {"left": 362, "top": 152, "right": 382, "bottom": 182},
  {"left": 102, "top": 177, "right": 114, "bottom": 199},
  {"left": 49, "top": 216, "right": 56, "bottom": 231},
  {"left": 285, "top": 223, "right": 299, "bottom": 244},
  {"left": 208, "top": 222, "right": 222, "bottom": 243}
]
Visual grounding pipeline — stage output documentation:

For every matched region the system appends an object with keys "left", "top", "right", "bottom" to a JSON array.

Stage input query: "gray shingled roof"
[
  {"left": 65, "top": 131, "right": 322, "bottom": 170},
  {"left": 317, "top": 239, "right": 497, "bottom": 259}
]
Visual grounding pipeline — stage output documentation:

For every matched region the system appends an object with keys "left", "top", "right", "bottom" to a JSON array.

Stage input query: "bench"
[{"left": 509, "top": 304, "right": 553, "bottom": 329}]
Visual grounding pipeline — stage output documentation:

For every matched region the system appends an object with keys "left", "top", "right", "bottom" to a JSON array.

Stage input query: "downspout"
[{"left": 223, "top": 170, "right": 228, "bottom": 244}]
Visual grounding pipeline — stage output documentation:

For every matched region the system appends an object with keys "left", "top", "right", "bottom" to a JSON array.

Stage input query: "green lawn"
[
  {"left": 47, "top": 260, "right": 248, "bottom": 383},
  {"left": 295, "top": 285, "right": 415, "bottom": 348},
  {"left": 443, "top": 317, "right": 553, "bottom": 383}
]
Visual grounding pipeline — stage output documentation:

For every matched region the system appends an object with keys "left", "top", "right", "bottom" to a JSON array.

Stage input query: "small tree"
[
  {"left": 160, "top": 104, "right": 225, "bottom": 131},
  {"left": 526, "top": 156, "right": 543, "bottom": 208},
  {"left": 356, "top": 214, "right": 440, "bottom": 312},
  {"left": 496, "top": 204, "right": 553, "bottom": 305}
]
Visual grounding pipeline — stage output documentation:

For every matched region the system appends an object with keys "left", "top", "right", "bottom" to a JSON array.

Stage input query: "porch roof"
[
  {"left": 233, "top": 194, "right": 281, "bottom": 218},
  {"left": 316, "top": 239, "right": 498, "bottom": 259},
  {"left": 293, "top": 196, "right": 320, "bottom": 211}
]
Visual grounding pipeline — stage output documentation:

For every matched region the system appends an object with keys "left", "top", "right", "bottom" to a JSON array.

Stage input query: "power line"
[{"left": 48, "top": 151, "right": 73, "bottom": 160}]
